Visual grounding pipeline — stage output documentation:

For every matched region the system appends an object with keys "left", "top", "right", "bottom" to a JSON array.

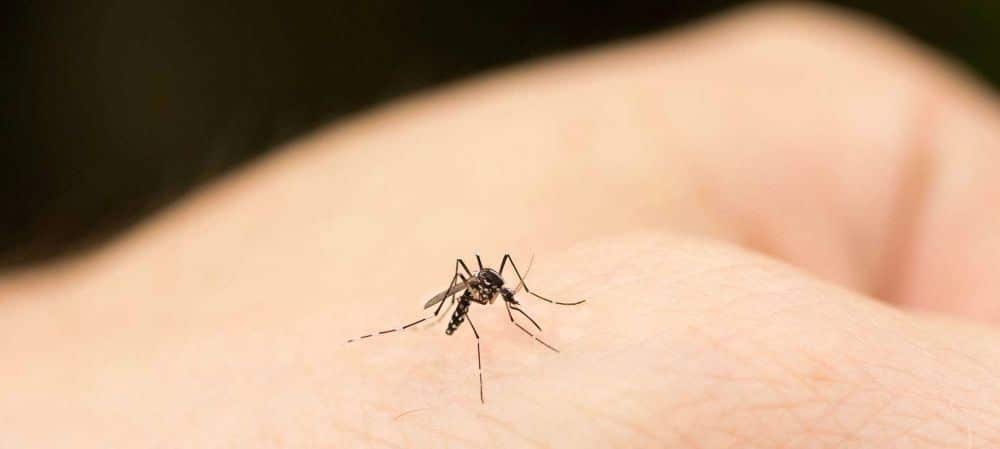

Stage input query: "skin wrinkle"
[
  {"left": 808, "top": 388, "right": 869, "bottom": 448},
  {"left": 658, "top": 378, "right": 727, "bottom": 414},
  {"left": 484, "top": 375, "right": 571, "bottom": 444},
  {"left": 937, "top": 377, "right": 1000, "bottom": 446},
  {"left": 685, "top": 324, "right": 801, "bottom": 395},
  {"left": 929, "top": 387, "right": 979, "bottom": 444},
  {"left": 666, "top": 321, "right": 805, "bottom": 448},
  {"left": 422, "top": 420, "right": 482, "bottom": 449},
  {"left": 941, "top": 398, "right": 974, "bottom": 449},
  {"left": 929, "top": 335, "right": 1000, "bottom": 387},
  {"left": 831, "top": 394, "right": 896, "bottom": 447},
  {"left": 587, "top": 204, "right": 999, "bottom": 447},
  {"left": 551, "top": 243, "right": 722, "bottom": 351},
  {"left": 391, "top": 408, "right": 432, "bottom": 421},
  {"left": 568, "top": 390, "right": 640, "bottom": 447},
  {"left": 562, "top": 399, "right": 667, "bottom": 447},
  {"left": 718, "top": 428, "right": 767, "bottom": 449},
  {"left": 693, "top": 284, "right": 841, "bottom": 397},
  {"left": 866, "top": 361, "right": 954, "bottom": 421},
  {"left": 591, "top": 265, "right": 723, "bottom": 348},
  {"left": 833, "top": 392, "right": 898, "bottom": 448},
  {"left": 877, "top": 328, "right": 1000, "bottom": 438},
  {"left": 625, "top": 258, "right": 807, "bottom": 343},
  {"left": 546, "top": 340, "right": 689, "bottom": 445},
  {"left": 592, "top": 237, "right": 1000, "bottom": 448},
  {"left": 881, "top": 417, "right": 952, "bottom": 448},
  {"left": 801, "top": 363, "right": 888, "bottom": 446},
  {"left": 914, "top": 404, "right": 974, "bottom": 449},
  {"left": 395, "top": 423, "right": 415, "bottom": 449},
  {"left": 695, "top": 342, "right": 817, "bottom": 437},
  {"left": 730, "top": 391, "right": 810, "bottom": 449},
  {"left": 866, "top": 363, "right": 983, "bottom": 447},
  {"left": 481, "top": 412, "right": 501, "bottom": 449},
  {"left": 326, "top": 417, "right": 407, "bottom": 449}
]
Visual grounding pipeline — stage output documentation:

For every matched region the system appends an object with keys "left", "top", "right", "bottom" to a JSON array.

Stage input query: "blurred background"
[{"left": 3, "top": 1, "right": 998, "bottom": 268}]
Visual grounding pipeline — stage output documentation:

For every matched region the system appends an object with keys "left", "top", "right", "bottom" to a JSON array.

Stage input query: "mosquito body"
[{"left": 347, "top": 254, "right": 585, "bottom": 403}]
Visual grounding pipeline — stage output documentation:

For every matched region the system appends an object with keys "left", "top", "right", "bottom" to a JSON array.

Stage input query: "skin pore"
[{"left": 2, "top": 3, "right": 1000, "bottom": 447}]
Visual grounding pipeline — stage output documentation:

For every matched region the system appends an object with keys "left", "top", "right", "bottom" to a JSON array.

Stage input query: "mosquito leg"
[
  {"left": 433, "top": 280, "right": 455, "bottom": 316},
  {"left": 503, "top": 299, "right": 558, "bottom": 352},
  {"left": 466, "top": 314, "right": 484, "bottom": 404},
  {"left": 458, "top": 258, "right": 474, "bottom": 277},
  {"left": 435, "top": 259, "right": 471, "bottom": 316},
  {"left": 510, "top": 304, "right": 542, "bottom": 332},
  {"left": 501, "top": 254, "right": 585, "bottom": 306},
  {"left": 429, "top": 273, "right": 467, "bottom": 327},
  {"left": 434, "top": 272, "right": 458, "bottom": 316},
  {"left": 427, "top": 295, "right": 457, "bottom": 327},
  {"left": 345, "top": 315, "right": 430, "bottom": 343},
  {"left": 502, "top": 289, "right": 541, "bottom": 331}
]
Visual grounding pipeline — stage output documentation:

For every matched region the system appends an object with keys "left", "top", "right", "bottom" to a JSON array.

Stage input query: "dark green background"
[{"left": 3, "top": 1, "right": 998, "bottom": 267}]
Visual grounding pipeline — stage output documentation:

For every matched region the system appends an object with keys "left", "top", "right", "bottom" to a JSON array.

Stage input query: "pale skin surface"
[{"left": 2, "top": 3, "right": 1000, "bottom": 447}]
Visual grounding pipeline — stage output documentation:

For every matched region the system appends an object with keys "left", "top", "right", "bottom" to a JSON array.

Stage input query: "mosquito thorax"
[{"left": 477, "top": 269, "right": 504, "bottom": 287}]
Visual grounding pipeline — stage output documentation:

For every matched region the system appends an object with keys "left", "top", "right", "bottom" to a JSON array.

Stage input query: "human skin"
[{"left": 2, "top": 3, "right": 1000, "bottom": 447}]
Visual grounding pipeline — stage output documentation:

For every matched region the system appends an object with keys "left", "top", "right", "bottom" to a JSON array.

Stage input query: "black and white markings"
[{"left": 346, "top": 254, "right": 585, "bottom": 403}]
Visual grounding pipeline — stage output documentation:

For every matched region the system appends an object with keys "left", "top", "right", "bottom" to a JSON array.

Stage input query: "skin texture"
[{"left": 2, "top": 3, "right": 1000, "bottom": 447}]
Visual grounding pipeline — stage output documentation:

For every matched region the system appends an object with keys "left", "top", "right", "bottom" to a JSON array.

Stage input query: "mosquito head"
[{"left": 478, "top": 268, "right": 504, "bottom": 288}]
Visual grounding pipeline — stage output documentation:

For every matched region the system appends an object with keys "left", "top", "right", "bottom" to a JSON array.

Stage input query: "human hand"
[{"left": 3, "top": 4, "right": 999, "bottom": 447}]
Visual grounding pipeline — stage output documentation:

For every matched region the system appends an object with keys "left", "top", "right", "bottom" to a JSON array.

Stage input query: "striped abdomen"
[{"left": 446, "top": 295, "right": 471, "bottom": 335}]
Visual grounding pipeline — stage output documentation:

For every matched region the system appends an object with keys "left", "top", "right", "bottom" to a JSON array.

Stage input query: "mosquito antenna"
[{"left": 475, "top": 254, "right": 484, "bottom": 270}]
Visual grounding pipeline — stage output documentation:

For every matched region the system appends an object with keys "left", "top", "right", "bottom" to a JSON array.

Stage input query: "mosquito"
[{"left": 346, "top": 254, "right": 585, "bottom": 403}]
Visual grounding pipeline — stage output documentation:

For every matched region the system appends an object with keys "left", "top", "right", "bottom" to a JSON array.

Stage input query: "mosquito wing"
[{"left": 423, "top": 279, "right": 469, "bottom": 309}]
